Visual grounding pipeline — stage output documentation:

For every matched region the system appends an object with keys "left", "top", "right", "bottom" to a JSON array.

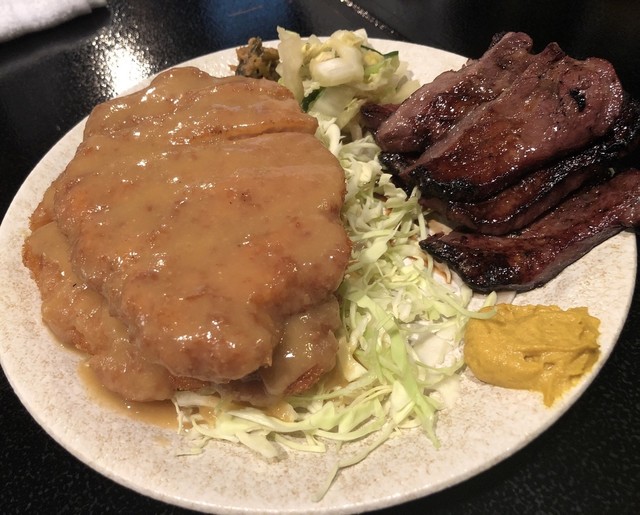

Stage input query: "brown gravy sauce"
[
  {"left": 77, "top": 362, "right": 178, "bottom": 429},
  {"left": 23, "top": 67, "right": 351, "bottom": 405}
]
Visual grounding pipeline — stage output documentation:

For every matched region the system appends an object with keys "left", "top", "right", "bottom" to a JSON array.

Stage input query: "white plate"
[{"left": 0, "top": 40, "right": 636, "bottom": 514}]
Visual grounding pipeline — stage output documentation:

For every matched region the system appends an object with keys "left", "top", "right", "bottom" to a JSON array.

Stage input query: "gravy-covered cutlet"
[{"left": 23, "top": 67, "right": 350, "bottom": 403}]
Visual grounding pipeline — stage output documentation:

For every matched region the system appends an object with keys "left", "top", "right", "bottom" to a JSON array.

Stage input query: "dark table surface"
[{"left": 1, "top": 1, "right": 639, "bottom": 513}]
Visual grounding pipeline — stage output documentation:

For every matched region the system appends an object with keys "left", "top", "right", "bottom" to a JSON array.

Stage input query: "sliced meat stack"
[
  {"left": 363, "top": 32, "right": 640, "bottom": 291},
  {"left": 421, "top": 168, "right": 640, "bottom": 292}
]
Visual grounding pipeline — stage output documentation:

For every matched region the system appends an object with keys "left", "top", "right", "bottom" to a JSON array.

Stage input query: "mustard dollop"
[{"left": 464, "top": 304, "right": 600, "bottom": 406}]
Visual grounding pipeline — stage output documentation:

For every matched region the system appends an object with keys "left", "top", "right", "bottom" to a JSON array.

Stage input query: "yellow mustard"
[{"left": 464, "top": 303, "right": 600, "bottom": 406}]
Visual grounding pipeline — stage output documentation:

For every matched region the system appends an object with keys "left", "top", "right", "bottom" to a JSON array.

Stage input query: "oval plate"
[{"left": 0, "top": 39, "right": 636, "bottom": 514}]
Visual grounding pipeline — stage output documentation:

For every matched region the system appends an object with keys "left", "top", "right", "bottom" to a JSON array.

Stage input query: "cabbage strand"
[{"left": 173, "top": 28, "right": 492, "bottom": 502}]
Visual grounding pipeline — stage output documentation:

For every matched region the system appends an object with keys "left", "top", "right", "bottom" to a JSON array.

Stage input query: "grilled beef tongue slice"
[
  {"left": 360, "top": 102, "right": 399, "bottom": 134},
  {"left": 372, "top": 32, "right": 537, "bottom": 153},
  {"left": 420, "top": 96, "right": 640, "bottom": 235},
  {"left": 421, "top": 165, "right": 610, "bottom": 235},
  {"left": 420, "top": 168, "right": 640, "bottom": 292},
  {"left": 403, "top": 50, "right": 624, "bottom": 202}
]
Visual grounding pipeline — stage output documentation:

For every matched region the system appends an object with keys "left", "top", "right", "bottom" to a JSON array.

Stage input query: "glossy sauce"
[
  {"left": 77, "top": 362, "right": 178, "bottom": 429},
  {"left": 23, "top": 67, "right": 351, "bottom": 404}
]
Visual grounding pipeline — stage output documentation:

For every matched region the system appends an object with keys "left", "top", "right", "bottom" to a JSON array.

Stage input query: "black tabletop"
[{"left": 1, "top": 1, "right": 639, "bottom": 513}]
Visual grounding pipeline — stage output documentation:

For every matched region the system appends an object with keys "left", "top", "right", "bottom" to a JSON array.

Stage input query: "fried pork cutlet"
[{"left": 23, "top": 67, "right": 350, "bottom": 404}]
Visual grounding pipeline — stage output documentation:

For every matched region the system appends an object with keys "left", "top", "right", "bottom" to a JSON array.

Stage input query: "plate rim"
[{"left": 0, "top": 38, "right": 636, "bottom": 514}]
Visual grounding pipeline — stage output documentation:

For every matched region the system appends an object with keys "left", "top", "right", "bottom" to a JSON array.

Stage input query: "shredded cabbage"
[{"left": 173, "top": 28, "right": 495, "bottom": 501}]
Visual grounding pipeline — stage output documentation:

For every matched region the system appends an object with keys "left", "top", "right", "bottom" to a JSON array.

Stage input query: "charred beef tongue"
[
  {"left": 419, "top": 167, "right": 640, "bottom": 293},
  {"left": 360, "top": 102, "right": 399, "bottom": 134},
  {"left": 372, "top": 31, "right": 536, "bottom": 154},
  {"left": 420, "top": 96, "right": 640, "bottom": 235},
  {"left": 421, "top": 164, "right": 611, "bottom": 235},
  {"left": 404, "top": 49, "right": 624, "bottom": 203}
]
